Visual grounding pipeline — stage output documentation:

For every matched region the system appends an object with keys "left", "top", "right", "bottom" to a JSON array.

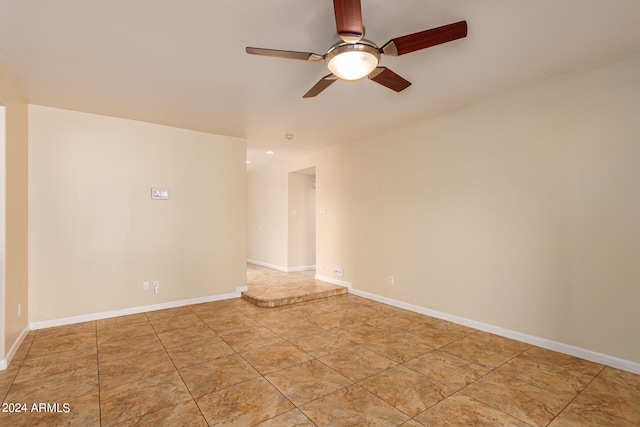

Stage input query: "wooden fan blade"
[
  {"left": 303, "top": 74, "right": 339, "bottom": 98},
  {"left": 381, "top": 21, "right": 467, "bottom": 56},
  {"left": 246, "top": 47, "right": 323, "bottom": 62},
  {"left": 368, "top": 67, "right": 411, "bottom": 92},
  {"left": 333, "top": 0, "right": 363, "bottom": 42}
]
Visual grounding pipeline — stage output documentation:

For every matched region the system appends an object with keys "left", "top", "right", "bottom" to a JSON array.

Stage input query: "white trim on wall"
[
  {"left": 349, "top": 287, "right": 640, "bottom": 375},
  {"left": 247, "top": 259, "right": 315, "bottom": 273},
  {"left": 315, "top": 274, "right": 352, "bottom": 288},
  {"left": 30, "top": 287, "right": 246, "bottom": 331},
  {"left": 0, "top": 324, "right": 29, "bottom": 371}
]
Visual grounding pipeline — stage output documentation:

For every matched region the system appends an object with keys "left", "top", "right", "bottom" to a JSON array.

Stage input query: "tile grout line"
[
  {"left": 94, "top": 320, "right": 103, "bottom": 427},
  {"left": 0, "top": 330, "right": 36, "bottom": 405},
  {"left": 145, "top": 309, "right": 212, "bottom": 426}
]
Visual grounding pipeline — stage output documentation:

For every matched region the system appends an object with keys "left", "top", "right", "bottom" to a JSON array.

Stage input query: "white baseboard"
[
  {"left": 247, "top": 259, "right": 316, "bottom": 273},
  {"left": 0, "top": 325, "right": 30, "bottom": 371},
  {"left": 30, "top": 287, "right": 245, "bottom": 331},
  {"left": 247, "top": 259, "right": 288, "bottom": 272},
  {"left": 287, "top": 265, "right": 316, "bottom": 272},
  {"left": 315, "top": 274, "right": 352, "bottom": 288},
  {"left": 349, "top": 288, "right": 640, "bottom": 375}
]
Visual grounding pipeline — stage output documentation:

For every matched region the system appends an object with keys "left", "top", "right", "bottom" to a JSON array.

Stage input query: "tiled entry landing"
[{"left": 243, "top": 263, "right": 347, "bottom": 307}]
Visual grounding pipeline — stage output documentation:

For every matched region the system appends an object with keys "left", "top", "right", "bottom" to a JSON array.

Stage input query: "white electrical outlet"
[
  {"left": 333, "top": 267, "right": 343, "bottom": 277},
  {"left": 18, "top": 304, "right": 21, "bottom": 317},
  {"left": 153, "top": 280, "right": 160, "bottom": 294},
  {"left": 143, "top": 281, "right": 150, "bottom": 291},
  {"left": 389, "top": 276, "right": 395, "bottom": 287}
]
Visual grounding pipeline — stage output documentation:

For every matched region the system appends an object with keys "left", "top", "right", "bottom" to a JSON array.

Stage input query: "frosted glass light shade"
[{"left": 325, "top": 42, "right": 380, "bottom": 81}]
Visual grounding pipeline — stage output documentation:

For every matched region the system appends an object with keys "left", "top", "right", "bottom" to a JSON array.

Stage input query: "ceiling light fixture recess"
[
  {"left": 266, "top": 150, "right": 274, "bottom": 155},
  {"left": 285, "top": 134, "right": 294, "bottom": 140}
]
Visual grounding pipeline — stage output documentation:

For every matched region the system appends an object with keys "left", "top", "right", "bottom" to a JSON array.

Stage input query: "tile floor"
[{"left": 0, "top": 267, "right": 639, "bottom": 426}]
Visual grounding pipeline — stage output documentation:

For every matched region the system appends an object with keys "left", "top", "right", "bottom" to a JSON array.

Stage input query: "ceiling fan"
[{"left": 246, "top": 0, "right": 467, "bottom": 98}]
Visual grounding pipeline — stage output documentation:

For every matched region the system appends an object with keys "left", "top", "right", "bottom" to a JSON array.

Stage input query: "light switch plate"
[{"left": 151, "top": 188, "right": 169, "bottom": 200}]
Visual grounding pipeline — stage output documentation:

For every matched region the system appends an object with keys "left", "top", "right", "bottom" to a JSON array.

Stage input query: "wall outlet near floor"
[
  {"left": 143, "top": 281, "right": 150, "bottom": 291},
  {"left": 153, "top": 280, "right": 160, "bottom": 294},
  {"left": 389, "top": 276, "right": 395, "bottom": 287},
  {"left": 18, "top": 303, "right": 21, "bottom": 317},
  {"left": 333, "top": 267, "right": 344, "bottom": 277}
]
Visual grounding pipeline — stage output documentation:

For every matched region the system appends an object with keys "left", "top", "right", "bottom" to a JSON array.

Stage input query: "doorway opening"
[{"left": 287, "top": 167, "right": 316, "bottom": 271}]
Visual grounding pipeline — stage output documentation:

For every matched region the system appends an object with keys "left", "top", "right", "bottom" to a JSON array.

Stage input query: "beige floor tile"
[
  {"left": 342, "top": 306, "right": 385, "bottom": 322},
  {"left": 250, "top": 309, "right": 298, "bottom": 326},
  {"left": 494, "top": 352, "right": 594, "bottom": 398},
  {"left": 26, "top": 331, "right": 97, "bottom": 358},
  {"left": 265, "top": 359, "right": 352, "bottom": 406},
  {"left": 96, "top": 313, "right": 150, "bottom": 329},
  {"left": 206, "top": 313, "right": 261, "bottom": 335},
  {"left": 5, "top": 366, "right": 98, "bottom": 404},
  {"left": 164, "top": 336, "right": 235, "bottom": 369},
  {"left": 415, "top": 393, "right": 530, "bottom": 427},
  {"left": 307, "top": 309, "right": 358, "bottom": 330},
  {"left": 548, "top": 400, "right": 637, "bottom": 426},
  {"left": 362, "top": 332, "right": 434, "bottom": 363},
  {"left": 145, "top": 306, "right": 194, "bottom": 322},
  {"left": 156, "top": 322, "right": 218, "bottom": 348},
  {"left": 299, "top": 384, "right": 410, "bottom": 427},
  {"left": 189, "top": 300, "right": 238, "bottom": 317},
  {"left": 179, "top": 353, "right": 260, "bottom": 398},
  {"left": 441, "top": 331, "right": 530, "bottom": 368},
  {"left": 332, "top": 321, "right": 389, "bottom": 344},
  {"left": 14, "top": 350, "right": 98, "bottom": 384},
  {"left": 404, "top": 322, "right": 470, "bottom": 348},
  {"left": 98, "top": 348, "right": 175, "bottom": 390},
  {"left": 267, "top": 318, "right": 328, "bottom": 340},
  {"left": 96, "top": 321, "right": 157, "bottom": 345},
  {"left": 365, "top": 315, "right": 418, "bottom": 333},
  {"left": 0, "top": 392, "right": 101, "bottom": 427},
  {"left": 571, "top": 373, "right": 640, "bottom": 424},
  {"left": 222, "top": 326, "right": 283, "bottom": 352},
  {"left": 254, "top": 408, "right": 316, "bottom": 426},
  {"left": 148, "top": 312, "right": 204, "bottom": 333},
  {"left": 319, "top": 346, "right": 397, "bottom": 382},
  {"left": 403, "top": 349, "right": 490, "bottom": 389},
  {"left": 285, "top": 329, "right": 355, "bottom": 358},
  {"left": 519, "top": 346, "right": 604, "bottom": 376},
  {"left": 34, "top": 321, "right": 96, "bottom": 341},
  {"left": 97, "top": 332, "right": 164, "bottom": 363},
  {"left": 100, "top": 371, "right": 192, "bottom": 426},
  {"left": 241, "top": 340, "right": 314, "bottom": 375},
  {"left": 361, "top": 365, "right": 454, "bottom": 417},
  {"left": 597, "top": 366, "right": 640, "bottom": 390},
  {"left": 196, "top": 376, "right": 294, "bottom": 426},
  {"left": 111, "top": 399, "right": 207, "bottom": 426},
  {"left": 461, "top": 371, "right": 571, "bottom": 426},
  {"left": 281, "top": 301, "right": 332, "bottom": 317}
]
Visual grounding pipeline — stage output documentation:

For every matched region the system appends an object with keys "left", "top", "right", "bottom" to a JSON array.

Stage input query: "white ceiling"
[{"left": 1, "top": 1, "right": 640, "bottom": 172}]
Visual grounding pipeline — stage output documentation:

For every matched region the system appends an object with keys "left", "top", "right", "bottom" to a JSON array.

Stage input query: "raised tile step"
[{"left": 242, "top": 286, "right": 348, "bottom": 308}]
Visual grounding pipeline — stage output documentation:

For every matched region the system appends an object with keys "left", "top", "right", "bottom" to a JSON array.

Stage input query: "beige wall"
[
  {"left": 287, "top": 172, "right": 316, "bottom": 268},
  {"left": 0, "top": 55, "right": 29, "bottom": 365},
  {"left": 247, "top": 52, "right": 640, "bottom": 364},
  {"left": 28, "top": 106, "right": 247, "bottom": 323},
  {"left": 246, "top": 166, "right": 288, "bottom": 267}
]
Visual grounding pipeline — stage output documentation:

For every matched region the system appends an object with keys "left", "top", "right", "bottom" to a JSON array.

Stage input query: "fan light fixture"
[{"left": 325, "top": 41, "right": 380, "bottom": 81}]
